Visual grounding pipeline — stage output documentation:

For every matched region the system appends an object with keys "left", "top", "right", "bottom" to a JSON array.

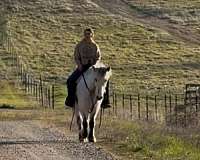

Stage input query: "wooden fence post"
[
  {"left": 48, "top": 87, "right": 51, "bottom": 108},
  {"left": 40, "top": 76, "right": 44, "bottom": 106},
  {"left": 122, "top": 94, "right": 125, "bottom": 119},
  {"left": 25, "top": 73, "right": 28, "bottom": 93},
  {"left": 115, "top": 93, "right": 117, "bottom": 116},
  {"left": 112, "top": 91, "right": 115, "bottom": 115},
  {"left": 196, "top": 93, "right": 198, "bottom": 112},
  {"left": 155, "top": 95, "right": 158, "bottom": 121},
  {"left": 175, "top": 94, "right": 178, "bottom": 126},
  {"left": 52, "top": 85, "right": 55, "bottom": 109},
  {"left": 36, "top": 82, "right": 38, "bottom": 101},
  {"left": 27, "top": 74, "right": 30, "bottom": 93},
  {"left": 184, "top": 100, "right": 187, "bottom": 127},
  {"left": 130, "top": 95, "right": 132, "bottom": 119},
  {"left": 164, "top": 94, "right": 167, "bottom": 123},
  {"left": 169, "top": 94, "right": 172, "bottom": 115},
  {"left": 138, "top": 94, "right": 140, "bottom": 119},
  {"left": 146, "top": 95, "right": 149, "bottom": 121}
]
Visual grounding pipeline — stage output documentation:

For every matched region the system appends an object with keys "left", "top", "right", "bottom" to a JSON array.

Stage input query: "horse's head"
[{"left": 92, "top": 65, "right": 112, "bottom": 101}]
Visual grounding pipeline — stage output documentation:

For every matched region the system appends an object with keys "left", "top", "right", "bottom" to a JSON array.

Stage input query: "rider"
[{"left": 65, "top": 28, "right": 112, "bottom": 109}]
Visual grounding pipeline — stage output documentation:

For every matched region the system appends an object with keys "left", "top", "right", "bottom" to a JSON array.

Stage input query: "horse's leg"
[
  {"left": 77, "top": 113, "right": 88, "bottom": 142},
  {"left": 88, "top": 116, "right": 96, "bottom": 142},
  {"left": 77, "top": 114, "right": 84, "bottom": 142},
  {"left": 82, "top": 116, "right": 88, "bottom": 140}
]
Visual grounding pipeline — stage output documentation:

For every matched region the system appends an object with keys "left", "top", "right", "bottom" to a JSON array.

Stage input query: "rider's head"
[{"left": 84, "top": 28, "right": 94, "bottom": 40}]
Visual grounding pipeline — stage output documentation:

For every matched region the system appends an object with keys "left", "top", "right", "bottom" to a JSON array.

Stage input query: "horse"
[{"left": 74, "top": 63, "right": 112, "bottom": 142}]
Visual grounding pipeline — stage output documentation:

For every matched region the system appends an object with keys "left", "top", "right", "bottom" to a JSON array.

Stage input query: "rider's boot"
[
  {"left": 65, "top": 83, "right": 76, "bottom": 108},
  {"left": 65, "top": 96, "right": 75, "bottom": 108}
]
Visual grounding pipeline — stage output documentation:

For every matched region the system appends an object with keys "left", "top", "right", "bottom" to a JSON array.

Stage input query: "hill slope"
[{"left": 2, "top": 0, "right": 200, "bottom": 93}]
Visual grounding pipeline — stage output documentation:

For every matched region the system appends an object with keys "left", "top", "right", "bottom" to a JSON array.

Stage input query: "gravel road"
[{"left": 0, "top": 120, "right": 115, "bottom": 160}]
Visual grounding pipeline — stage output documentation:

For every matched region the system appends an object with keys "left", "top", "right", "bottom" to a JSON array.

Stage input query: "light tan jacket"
[{"left": 74, "top": 39, "right": 101, "bottom": 67}]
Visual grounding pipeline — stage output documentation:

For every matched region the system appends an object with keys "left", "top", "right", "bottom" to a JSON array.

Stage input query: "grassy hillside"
[{"left": 4, "top": 0, "right": 199, "bottom": 94}]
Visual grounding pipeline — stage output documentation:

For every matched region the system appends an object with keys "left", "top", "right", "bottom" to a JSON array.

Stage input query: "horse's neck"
[
  {"left": 77, "top": 68, "right": 95, "bottom": 91},
  {"left": 83, "top": 69, "right": 95, "bottom": 89}
]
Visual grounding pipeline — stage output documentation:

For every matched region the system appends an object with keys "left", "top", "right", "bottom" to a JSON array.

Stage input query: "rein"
[{"left": 81, "top": 71, "right": 96, "bottom": 113}]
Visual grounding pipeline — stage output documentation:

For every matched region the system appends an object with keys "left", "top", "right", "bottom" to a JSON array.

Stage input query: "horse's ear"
[{"left": 106, "top": 66, "right": 111, "bottom": 72}]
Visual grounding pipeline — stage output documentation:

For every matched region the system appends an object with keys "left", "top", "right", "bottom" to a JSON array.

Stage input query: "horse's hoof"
[{"left": 88, "top": 137, "right": 96, "bottom": 143}]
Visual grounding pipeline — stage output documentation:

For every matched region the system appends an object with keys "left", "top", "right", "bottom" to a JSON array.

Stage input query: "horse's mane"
[
  {"left": 84, "top": 62, "right": 106, "bottom": 76},
  {"left": 77, "top": 62, "right": 111, "bottom": 83}
]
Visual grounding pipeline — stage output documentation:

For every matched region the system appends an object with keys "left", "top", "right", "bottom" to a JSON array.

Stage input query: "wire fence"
[
  {"left": 103, "top": 88, "right": 200, "bottom": 128},
  {"left": 1, "top": 30, "right": 55, "bottom": 109}
]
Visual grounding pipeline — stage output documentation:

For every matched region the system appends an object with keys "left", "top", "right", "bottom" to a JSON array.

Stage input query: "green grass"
[
  {"left": 96, "top": 119, "right": 200, "bottom": 160},
  {"left": 0, "top": 80, "right": 38, "bottom": 109}
]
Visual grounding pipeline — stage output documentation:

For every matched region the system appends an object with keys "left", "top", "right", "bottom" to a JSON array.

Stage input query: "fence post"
[
  {"left": 36, "top": 82, "right": 38, "bottom": 101},
  {"left": 184, "top": 100, "right": 187, "bottom": 127},
  {"left": 115, "top": 93, "right": 117, "bottom": 116},
  {"left": 169, "top": 94, "right": 172, "bottom": 115},
  {"left": 175, "top": 94, "right": 178, "bottom": 127},
  {"left": 52, "top": 85, "right": 55, "bottom": 109},
  {"left": 122, "top": 94, "right": 125, "bottom": 119},
  {"left": 138, "top": 94, "right": 140, "bottom": 119},
  {"left": 48, "top": 87, "right": 51, "bottom": 108},
  {"left": 27, "top": 74, "right": 30, "bottom": 93},
  {"left": 44, "top": 87, "right": 47, "bottom": 108},
  {"left": 30, "top": 77, "right": 33, "bottom": 95},
  {"left": 155, "top": 95, "right": 158, "bottom": 121},
  {"left": 20, "top": 64, "right": 23, "bottom": 83},
  {"left": 112, "top": 91, "right": 115, "bottom": 115},
  {"left": 40, "top": 76, "right": 44, "bottom": 107},
  {"left": 130, "top": 95, "right": 132, "bottom": 120},
  {"left": 164, "top": 94, "right": 167, "bottom": 123},
  {"left": 25, "top": 73, "right": 28, "bottom": 93},
  {"left": 196, "top": 93, "right": 198, "bottom": 112},
  {"left": 146, "top": 95, "right": 149, "bottom": 121}
]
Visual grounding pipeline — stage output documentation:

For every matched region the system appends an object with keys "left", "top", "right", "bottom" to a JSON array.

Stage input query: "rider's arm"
[{"left": 74, "top": 45, "right": 82, "bottom": 70}]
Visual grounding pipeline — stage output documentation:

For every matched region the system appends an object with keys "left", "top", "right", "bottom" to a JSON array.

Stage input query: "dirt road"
[{"left": 0, "top": 120, "right": 115, "bottom": 160}]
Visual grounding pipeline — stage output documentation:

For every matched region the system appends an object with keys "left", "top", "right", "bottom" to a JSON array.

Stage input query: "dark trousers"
[{"left": 66, "top": 65, "right": 90, "bottom": 102}]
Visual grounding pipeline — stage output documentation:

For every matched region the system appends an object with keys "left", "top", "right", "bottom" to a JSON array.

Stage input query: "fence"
[
  {"left": 1, "top": 30, "right": 55, "bottom": 109},
  {"left": 105, "top": 89, "right": 200, "bottom": 128}
]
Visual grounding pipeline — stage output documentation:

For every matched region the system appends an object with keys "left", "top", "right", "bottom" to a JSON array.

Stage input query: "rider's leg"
[
  {"left": 65, "top": 65, "right": 91, "bottom": 107},
  {"left": 65, "top": 69, "right": 82, "bottom": 107}
]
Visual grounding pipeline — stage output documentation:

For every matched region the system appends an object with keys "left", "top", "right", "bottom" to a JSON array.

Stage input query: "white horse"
[{"left": 75, "top": 63, "right": 112, "bottom": 142}]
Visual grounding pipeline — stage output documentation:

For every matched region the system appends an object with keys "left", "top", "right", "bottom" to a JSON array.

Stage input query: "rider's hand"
[{"left": 78, "top": 65, "right": 83, "bottom": 71}]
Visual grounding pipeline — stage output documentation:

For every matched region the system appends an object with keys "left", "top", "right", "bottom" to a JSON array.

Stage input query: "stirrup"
[{"left": 101, "top": 103, "right": 112, "bottom": 109}]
